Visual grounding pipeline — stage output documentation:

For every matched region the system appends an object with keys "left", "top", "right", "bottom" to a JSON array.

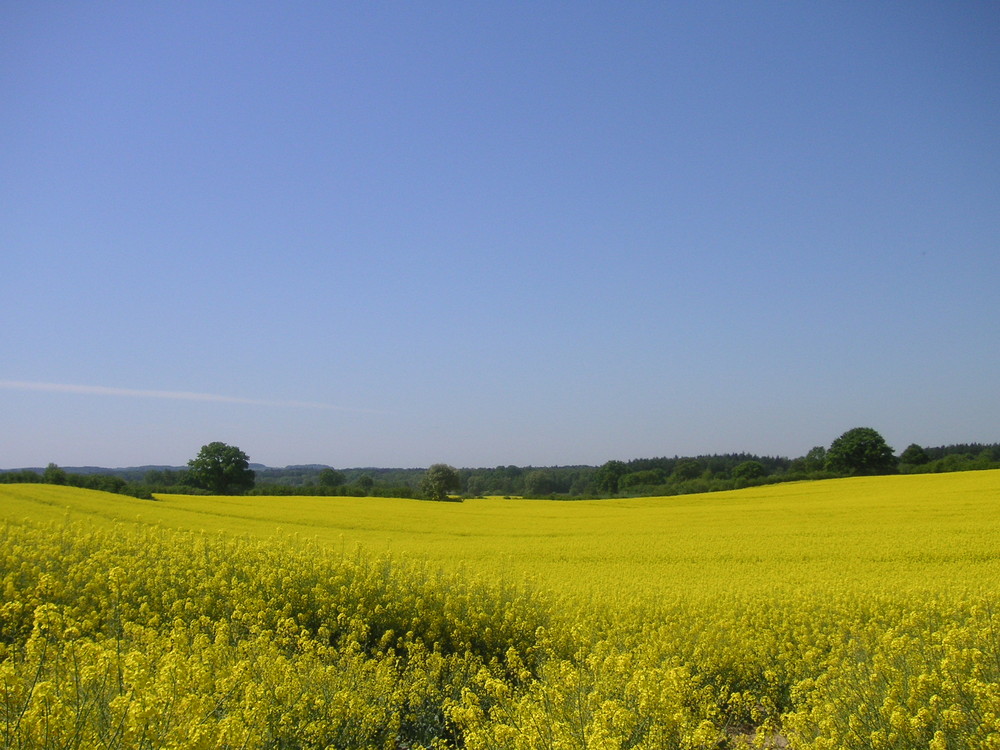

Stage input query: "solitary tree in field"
[
  {"left": 825, "top": 427, "right": 896, "bottom": 476},
  {"left": 420, "top": 464, "right": 460, "bottom": 501},
  {"left": 187, "top": 442, "right": 256, "bottom": 495}
]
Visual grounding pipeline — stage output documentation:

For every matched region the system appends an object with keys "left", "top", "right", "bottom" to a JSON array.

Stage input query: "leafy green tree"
[
  {"left": 826, "top": 427, "right": 896, "bottom": 476},
  {"left": 43, "top": 463, "right": 67, "bottom": 485},
  {"left": 619, "top": 469, "right": 666, "bottom": 491},
  {"left": 317, "top": 468, "right": 346, "bottom": 488},
  {"left": 732, "top": 460, "right": 766, "bottom": 481},
  {"left": 802, "top": 446, "right": 827, "bottom": 473},
  {"left": 671, "top": 459, "right": 702, "bottom": 482},
  {"left": 187, "top": 442, "right": 256, "bottom": 495},
  {"left": 524, "top": 469, "right": 559, "bottom": 496},
  {"left": 420, "top": 464, "right": 460, "bottom": 501},
  {"left": 465, "top": 475, "right": 488, "bottom": 497},
  {"left": 356, "top": 474, "right": 374, "bottom": 495},
  {"left": 594, "top": 460, "right": 627, "bottom": 495},
  {"left": 144, "top": 468, "right": 188, "bottom": 487},
  {"left": 899, "top": 443, "right": 930, "bottom": 466}
]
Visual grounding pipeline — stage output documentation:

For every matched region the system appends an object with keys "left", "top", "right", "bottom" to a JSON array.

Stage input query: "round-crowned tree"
[
  {"left": 899, "top": 443, "right": 930, "bottom": 466},
  {"left": 420, "top": 463, "right": 460, "bottom": 501},
  {"left": 187, "top": 442, "right": 256, "bottom": 495},
  {"left": 732, "top": 460, "right": 766, "bottom": 481},
  {"left": 825, "top": 428, "right": 897, "bottom": 476}
]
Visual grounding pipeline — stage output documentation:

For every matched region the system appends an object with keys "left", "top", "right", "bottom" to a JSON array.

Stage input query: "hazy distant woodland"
[{"left": 3, "top": 432, "right": 998, "bottom": 501}]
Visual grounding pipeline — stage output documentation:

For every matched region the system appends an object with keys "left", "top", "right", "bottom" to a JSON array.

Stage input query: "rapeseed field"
[{"left": 2, "top": 471, "right": 999, "bottom": 748}]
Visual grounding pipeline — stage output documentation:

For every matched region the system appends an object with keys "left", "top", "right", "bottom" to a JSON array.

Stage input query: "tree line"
[{"left": 3, "top": 429, "right": 998, "bottom": 500}]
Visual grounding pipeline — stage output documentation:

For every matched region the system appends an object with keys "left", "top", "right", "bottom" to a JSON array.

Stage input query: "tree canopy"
[
  {"left": 825, "top": 427, "right": 897, "bottom": 476},
  {"left": 420, "top": 464, "right": 460, "bottom": 501},
  {"left": 732, "top": 460, "right": 766, "bottom": 481},
  {"left": 8, "top": 435, "right": 999, "bottom": 502},
  {"left": 187, "top": 442, "right": 256, "bottom": 495},
  {"left": 899, "top": 443, "right": 930, "bottom": 466},
  {"left": 317, "top": 468, "right": 346, "bottom": 488},
  {"left": 594, "top": 460, "right": 627, "bottom": 495}
]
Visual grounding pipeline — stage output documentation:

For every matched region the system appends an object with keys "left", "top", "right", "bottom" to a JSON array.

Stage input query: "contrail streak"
[{"left": 0, "top": 381, "right": 384, "bottom": 414}]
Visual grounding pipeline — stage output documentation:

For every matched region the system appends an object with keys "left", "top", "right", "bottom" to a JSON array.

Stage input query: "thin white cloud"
[{"left": 0, "top": 380, "right": 385, "bottom": 414}]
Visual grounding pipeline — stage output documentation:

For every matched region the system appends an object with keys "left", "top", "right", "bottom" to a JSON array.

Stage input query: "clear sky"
[{"left": 2, "top": 2, "right": 998, "bottom": 470}]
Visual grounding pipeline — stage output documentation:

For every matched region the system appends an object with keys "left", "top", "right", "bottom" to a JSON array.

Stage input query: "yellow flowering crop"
[{"left": 2, "top": 470, "right": 1000, "bottom": 748}]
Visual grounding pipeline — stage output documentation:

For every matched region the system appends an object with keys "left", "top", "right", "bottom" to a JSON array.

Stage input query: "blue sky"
[{"left": 2, "top": 2, "right": 998, "bottom": 469}]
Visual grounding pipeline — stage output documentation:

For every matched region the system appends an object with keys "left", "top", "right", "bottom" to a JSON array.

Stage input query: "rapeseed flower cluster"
[
  {"left": 1, "top": 517, "right": 551, "bottom": 748},
  {"left": 2, "top": 471, "right": 1000, "bottom": 748}
]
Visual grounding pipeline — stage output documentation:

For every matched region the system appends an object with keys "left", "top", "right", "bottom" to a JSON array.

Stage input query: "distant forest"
[{"left": 3, "top": 439, "right": 999, "bottom": 501}]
